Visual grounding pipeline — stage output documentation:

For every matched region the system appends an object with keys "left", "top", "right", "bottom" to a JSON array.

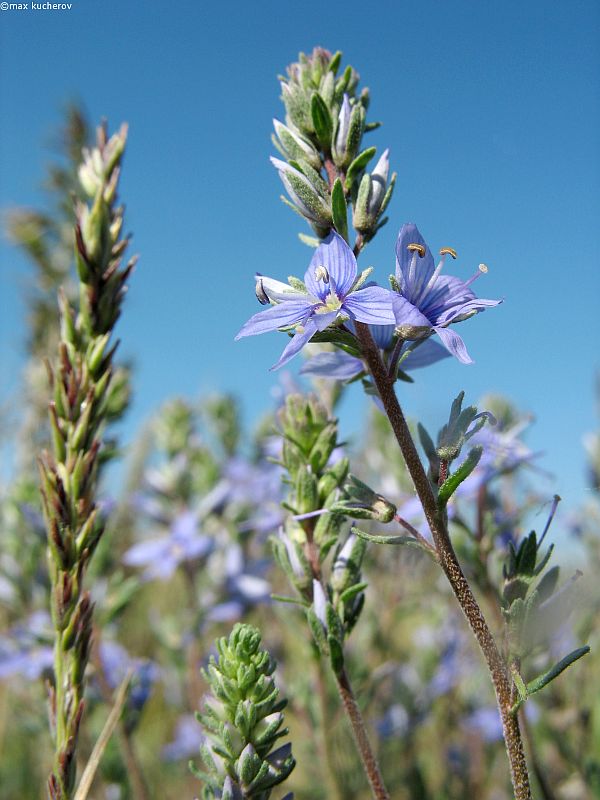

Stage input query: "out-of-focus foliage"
[{"left": 1, "top": 109, "right": 598, "bottom": 800}]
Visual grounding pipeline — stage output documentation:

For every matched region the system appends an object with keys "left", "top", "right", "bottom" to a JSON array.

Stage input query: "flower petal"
[
  {"left": 392, "top": 295, "right": 432, "bottom": 328},
  {"left": 369, "top": 324, "right": 396, "bottom": 349},
  {"left": 122, "top": 537, "right": 170, "bottom": 567},
  {"left": 434, "top": 325, "right": 473, "bottom": 364},
  {"left": 305, "top": 231, "right": 357, "bottom": 300},
  {"left": 270, "top": 317, "right": 318, "bottom": 371},
  {"left": 300, "top": 351, "right": 363, "bottom": 380},
  {"left": 394, "top": 224, "right": 435, "bottom": 299},
  {"left": 438, "top": 295, "right": 502, "bottom": 325},
  {"left": 257, "top": 273, "right": 306, "bottom": 302},
  {"left": 343, "top": 286, "right": 396, "bottom": 324},
  {"left": 401, "top": 339, "right": 450, "bottom": 370},
  {"left": 235, "top": 300, "right": 312, "bottom": 339}
]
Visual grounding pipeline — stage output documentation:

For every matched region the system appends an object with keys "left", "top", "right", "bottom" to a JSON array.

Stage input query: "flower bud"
[
  {"left": 271, "top": 157, "right": 332, "bottom": 226},
  {"left": 353, "top": 148, "right": 396, "bottom": 234},
  {"left": 272, "top": 119, "right": 321, "bottom": 170},
  {"left": 331, "top": 475, "right": 396, "bottom": 523}
]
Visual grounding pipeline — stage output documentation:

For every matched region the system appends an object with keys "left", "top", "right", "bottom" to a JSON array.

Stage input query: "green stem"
[{"left": 354, "top": 321, "right": 531, "bottom": 800}]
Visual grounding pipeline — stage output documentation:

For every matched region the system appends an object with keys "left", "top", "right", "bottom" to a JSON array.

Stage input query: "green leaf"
[
  {"left": 331, "top": 178, "right": 348, "bottom": 241},
  {"left": 311, "top": 92, "right": 333, "bottom": 150},
  {"left": 307, "top": 608, "right": 328, "bottom": 654},
  {"left": 536, "top": 565, "right": 560, "bottom": 603},
  {"left": 298, "top": 233, "right": 320, "bottom": 247},
  {"left": 533, "top": 543, "right": 554, "bottom": 575},
  {"left": 309, "top": 327, "right": 359, "bottom": 352},
  {"left": 418, "top": 423, "right": 437, "bottom": 464},
  {"left": 526, "top": 646, "right": 591, "bottom": 697},
  {"left": 270, "top": 594, "right": 309, "bottom": 607},
  {"left": 344, "top": 146, "right": 377, "bottom": 190},
  {"left": 438, "top": 446, "right": 483, "bottom": 506},
  {"left": 328, "top": 635, "right": 345, "bottom": 676},
  {"left": 353, "top": 527, "right": 435, "bottom": 558},
  {"left": 516, "top": 531, "right": 538, "bottom": 576},
  {"left": 328, "top": 51, "right": 342, "bottom": 75},
  {"left": 339, "top": 582, "right": 368, "bottom": 604}
]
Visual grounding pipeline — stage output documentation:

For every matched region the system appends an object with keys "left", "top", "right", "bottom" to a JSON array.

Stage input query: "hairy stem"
[
  {"left": 335, "top": 666, "right": 390, "bottom": 800},
  {"left": 354, "top": 321, "right": 531, "bottom": 800},
  {"left": 315, "top": 657, "right": 344, "bottom": 800}
]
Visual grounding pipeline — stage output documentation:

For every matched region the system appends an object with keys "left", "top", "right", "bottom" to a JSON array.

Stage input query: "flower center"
[{"left": 316, "top": 291, "right": 342, "bottom": 313}]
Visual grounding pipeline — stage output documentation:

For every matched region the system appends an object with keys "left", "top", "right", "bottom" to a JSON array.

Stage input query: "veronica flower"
[
  {"left": 122, "top": 509, "right": 214, "bottom": 581},
  {"left": 99, "top": 640, "right": 159, "bottom": 713},
  {"left": 0, "top": 611, "right": 53, "bottom": 681},
  {"left": 301, "top": 323, "right": 449, "bottom": 381},
  {"left": 162, "top": 714, "right": 205, "bottom": 761},
  {"left": 392, "top": 224, "right": 501, "bottom": 363},
  {"left": 236, "top": 231, "right": 395, "bottom": 369}
]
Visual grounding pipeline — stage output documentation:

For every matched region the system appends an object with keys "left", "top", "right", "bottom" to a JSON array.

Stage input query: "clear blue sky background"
[{"left": 1, "top": 0, "right": 599, "bottom": 513}]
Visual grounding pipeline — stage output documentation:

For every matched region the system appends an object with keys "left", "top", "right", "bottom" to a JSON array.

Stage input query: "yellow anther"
[
  {"left": 478, "top": 263, "right": 489, "bottom": 273},
  {"left": 407, "top": 243, "right": 426, "bottom": 257},
  {"left": 439, "top": 247, "right": 457, "bottom": 259}
]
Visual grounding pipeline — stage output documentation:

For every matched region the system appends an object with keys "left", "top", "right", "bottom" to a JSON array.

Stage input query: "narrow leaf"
[
  {"left": 311, "top": 92, "right": 333, "bottom": 151},
  {"left": 353, "top": 527, "right": 435, "bottom": 558},
  {"left": 438, "top": 446, "right": 483, "bottom": 505},
  {"left": 73, "top": 671, "right": 133, "bottom": 800},
  {"left": 331, "top": 178, "right": 348, "bottom": 242},
  {"left": 344, "top": 146, "right": 376, "bottom": 190},
  {"left": 526, "top": 646, "right": 591, "bottom": 697}
]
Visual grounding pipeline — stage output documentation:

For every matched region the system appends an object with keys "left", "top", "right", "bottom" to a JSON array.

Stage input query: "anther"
[
  {"left": 314, "top": 265, "right": 330, "bottom": 283},
  {"left": 407, "top": 243, "right": 426, "bottom": 257},
  {"left": 463, "top": 263, "right": 489, "bottom": 288},
  {"left": 255, "top": 278, "right": 269, "bottom": 305},
  {"left": 439, "top": 247, "right": 457, "bottom": 259}
]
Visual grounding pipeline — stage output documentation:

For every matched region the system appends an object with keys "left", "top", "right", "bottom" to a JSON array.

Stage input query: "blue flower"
[
  {"left": 392, "top": 224, "right": 501, "bottom": 363},
  {"left": 162, "top": 714, "right": 205, "bottom": 761},
  {"left": 98, "top": 640, "right": 159, "bottom": 713},
  {"left": 236, "top": 231, "right": 395, "bottom": 370},
  {"left": 0, "top": 611, "right": 53, "bottom": 682},
  {"left": 122, "top": 509, "right": 214, "bottom": 581},
  {"left": 301, "top": 323, "right": 449, "bottom": 381}
]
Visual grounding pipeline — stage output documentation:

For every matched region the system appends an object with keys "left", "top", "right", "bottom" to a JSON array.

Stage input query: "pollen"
[
  {"left": 439, "top": 247, "right": 457, "bottom": 259},
  {"left": 478, "top": 263, "right": 489, "bottom": 273},
  {"left": 407, "top": 243, "right": 426, "bottom": 257},
  {"left": 314, "top": 265, "right": 330, "bottom": 283}
]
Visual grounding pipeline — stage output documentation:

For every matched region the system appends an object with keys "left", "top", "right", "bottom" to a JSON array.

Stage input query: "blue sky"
[{"left": 1, "top": 0, "right": 599, "bottom": 513}]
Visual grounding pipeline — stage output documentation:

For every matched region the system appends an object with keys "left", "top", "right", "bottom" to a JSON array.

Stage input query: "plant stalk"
[
  {"left": 335, "top": 665, "right": 390, "bottom": 800},
  {"left": 354, "top": 321, "right": 531, "bottom": 800}
]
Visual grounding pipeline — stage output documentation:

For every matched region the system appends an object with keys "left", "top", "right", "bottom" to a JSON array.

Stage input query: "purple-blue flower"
[
  {"left": 392, "top": 224, "right": 501, "bottom": 364},
  {"left": 0, "top": 611, "right": 53, "bottom": 682},
  {"left": 99, "top": 640, "right": 159, "bottom": 713},
  {"left": 162, "top": 714, "right": 205, "bottom": 761},
  {"left": 235, "top": 231, "right": 395, "bottom": 370},
  {"left": 122, "top": 509, "right": 214, "bottom": 581}
]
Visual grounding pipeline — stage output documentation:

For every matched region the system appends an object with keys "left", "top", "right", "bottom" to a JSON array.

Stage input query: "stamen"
[
  {"left": 464, "top": 263, "right": 489, "bottom": 287},
  {"left": 255, "top": 278, "right": 269, "bottom": 305},
  {"left": 439, "top": 247, "right": 457, "bottom": 259},
  {"left": 314, "top": 265, "right": 330, "bottom": 283},
  {"left": 415, "top": 254, "right": 446, "bottom": 303},
  {"left": 407, "top": 243, "right": 426, "bottom": 257}
]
